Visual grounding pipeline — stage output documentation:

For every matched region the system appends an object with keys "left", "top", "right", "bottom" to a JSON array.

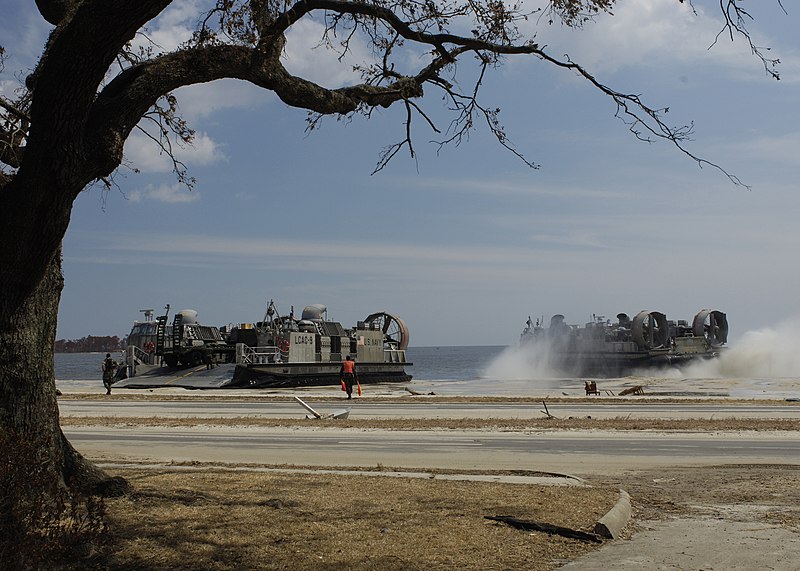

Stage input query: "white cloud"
[
  {"left": 145, "top": 0, "right": 204, "bottom": 52},
  {"left": 188, "top": 132, "right": 226, "bottom": 164},
  {"left": 525, "top": 0, "right": 789, "bottom": 80},
  {"left": 99, "top": 232, "right": 570, "bottom": 268},
  {"left": 409, "top": 177, "right": 632, "bottom": 199},
  {"left": 172, "top": 80, "right": 272, "bottom": 120},
  {"left": 282, "top": 18, "right": 375, "bottom": 87},
  {"left": 123, "top": 128, "right": 225, "bottom": 173},
  {"left": 527, "top": 231, "right": 608, "bottom": 249},
  {"left": 0, "top": 79, "right": 20, "bottom": 100},
  {"left": 135, "top": 0, "right": 205, "bottom": 54},
  {"left": 124, "top": 130, "right": 169, "bottom": 172},
  {"left": 128, "top": 183, "right": 199, "bottom": 203},
  {"left": 146, "top": 22, "right": 194, "bottom": 54},
  {"left": 67, "top": 223, "right": 800, "bottom": 327},
  {"left": 724, "top": 131, "right": 800, "bottom": 166}
]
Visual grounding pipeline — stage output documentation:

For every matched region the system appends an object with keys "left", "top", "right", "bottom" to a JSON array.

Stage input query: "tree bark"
[{"left": 0, "top": 244, "right": 127, "bottom": 498}]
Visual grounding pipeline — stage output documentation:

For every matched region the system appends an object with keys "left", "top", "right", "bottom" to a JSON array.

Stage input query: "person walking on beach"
[
  {"left": 339, "top": 355, "right": 358, "bottom": 399},
  {"left": 101, "top": 353, "right": 116, "bottom": 395}
]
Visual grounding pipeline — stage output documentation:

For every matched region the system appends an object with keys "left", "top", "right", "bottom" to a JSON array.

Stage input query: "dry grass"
[{"left": 101, "top": 468, "right": 618, "bottom": 570}]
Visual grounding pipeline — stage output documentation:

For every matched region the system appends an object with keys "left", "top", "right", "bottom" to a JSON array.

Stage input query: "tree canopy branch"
[{"left": 267, "top": 0, "right": 541, "bottom": 57}]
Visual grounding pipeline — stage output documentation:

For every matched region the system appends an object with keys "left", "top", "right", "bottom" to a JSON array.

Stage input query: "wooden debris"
[
  {"left": 485, "top": 515, "right": 602, "bottom": 543},
  {"left": 294, "top": 396, "right": 350, "bottom": 419},
  {"left": 404, "top": 386, "right": 435, "bottom": 396},
  {"left": 540, "top": 400, "right": 559, "bottom": 419},
  {"left": 619, "top": 386, "right": 644, "bottom": 396}
]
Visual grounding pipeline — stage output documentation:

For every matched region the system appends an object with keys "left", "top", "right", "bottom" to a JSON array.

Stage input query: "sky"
[{"left": 2, "top": 0, "right": 799, "bottom": 347}]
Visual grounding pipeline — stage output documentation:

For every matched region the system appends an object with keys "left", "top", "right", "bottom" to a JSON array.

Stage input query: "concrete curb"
[{"left": 594, "top": 489, "right": 631, "bottom": 539}]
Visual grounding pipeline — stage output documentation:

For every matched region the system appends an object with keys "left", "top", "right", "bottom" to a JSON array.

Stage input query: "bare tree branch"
[
  {"left": 265, "top": 0, "right": 542, "bottom": 59},
  {"left": 0, "top": 98, "right": 30, "bottom": 122},
  {"left": 0, "top": 97, "right": 30, "bottom": 169},
  {"left": 712, "top": 0, "right": 782, "bottom": 80},
  {"left": 534, "top": 49, "right": 747, "bottom": 186}
]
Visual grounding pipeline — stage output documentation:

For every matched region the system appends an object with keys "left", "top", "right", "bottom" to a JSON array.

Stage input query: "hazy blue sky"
[{"left": 3, "top": 1, "right": 798, "bottom": 346}]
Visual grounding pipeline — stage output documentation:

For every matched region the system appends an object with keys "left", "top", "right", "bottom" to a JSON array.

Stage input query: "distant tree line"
[{"left": 54, "top": 336, "right": 126, "bottom": 353}]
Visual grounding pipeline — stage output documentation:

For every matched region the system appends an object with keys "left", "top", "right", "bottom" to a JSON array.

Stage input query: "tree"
[{"left": 0, "top": 0, "right": 781, "bottom": 517}]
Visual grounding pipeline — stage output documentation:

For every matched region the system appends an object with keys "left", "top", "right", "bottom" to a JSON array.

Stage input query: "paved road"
[
  {"left": 61, "top": 399, "right": 800, "bottom": 474},
  {"left": 64, "top": 425, "right": 800, "bottom": 475},
  {"left": 58, "top": 399, "right": 800, "bottom": 420}
]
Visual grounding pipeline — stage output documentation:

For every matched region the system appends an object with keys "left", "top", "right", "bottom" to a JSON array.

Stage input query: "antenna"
[{"left": 139, "top": 308, "right": 155, "bottom": 321}]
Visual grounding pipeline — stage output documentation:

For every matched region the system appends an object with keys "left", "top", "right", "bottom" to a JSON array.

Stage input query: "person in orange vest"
[{"left": 339, "top": 355, "right": 358, "bottom": 399}]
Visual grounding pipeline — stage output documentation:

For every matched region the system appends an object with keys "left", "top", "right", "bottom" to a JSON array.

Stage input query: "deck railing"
[
  {"left": 130, "top": 345, "right": 156, "bottom": 365},
  {"left": 384, "top": 348, "right": 407, "bottom": 363},
  {"left": 125, "top": 345, "right": 156, "bottom": 367},
  {"left": 236, "top": 343, "right": 407, "bottom": 365},
  {"left": 237, "top": 343, "right": 281, "bottom": 365},
  {"left": 123, "top": 345, "right": 157, "bottom": 378}
]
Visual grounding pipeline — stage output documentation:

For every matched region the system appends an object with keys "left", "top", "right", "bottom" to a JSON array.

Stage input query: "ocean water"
[
  {"left": 54, "top": 346, "right": 506, "bottom": 383},
  {"left": 56, "top": 352, "right": 113, "bottom": 381},
  {"left": 56, "top": 346, "right": 547, "bottom": 396}
]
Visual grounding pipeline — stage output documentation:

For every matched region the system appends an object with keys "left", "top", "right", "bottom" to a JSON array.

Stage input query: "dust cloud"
[
  {"left": 485, "top": 319, "right": 800, "bottom": 381},
  {"left": 483, "top": 338, "right": 561, "bottom": 380},
  {"left": 679, "top": 319, "right": 800, "bottom": 379}
]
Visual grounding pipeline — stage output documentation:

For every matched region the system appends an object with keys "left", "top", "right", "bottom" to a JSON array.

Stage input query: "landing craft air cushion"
[
  {"left": 520, "top": 309, "right": 728, "bottom": 377},
  {"left": 114, "top": 300, "right": 412, "bottom": 389}
]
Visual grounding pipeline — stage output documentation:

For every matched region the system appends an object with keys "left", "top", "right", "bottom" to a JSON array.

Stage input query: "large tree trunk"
[
  {"left": 0, "top": 2, "right": 155, "bottom": 509},
  {"left": 0, "top": 2, "right": 151, "bottom": 507},
  {"left": 0, "top": 248, "right": 128, "bottom": 499}
]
